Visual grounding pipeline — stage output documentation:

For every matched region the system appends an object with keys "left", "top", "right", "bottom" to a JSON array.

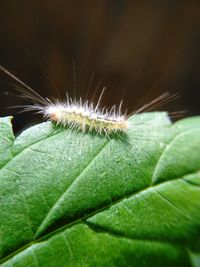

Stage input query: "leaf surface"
[{"left": 0, "top": 112, "right": 200, "bottom": 267}]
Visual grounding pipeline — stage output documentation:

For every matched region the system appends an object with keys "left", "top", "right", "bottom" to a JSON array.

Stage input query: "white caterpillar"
[
  {"left": 42, "top": 99, "right": 128, "bottom": 134},
  {"left": 0, "top": 65, "right": 178, "bottom": 135}
]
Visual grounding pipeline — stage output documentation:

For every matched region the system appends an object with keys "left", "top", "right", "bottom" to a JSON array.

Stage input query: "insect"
[{"left": 0, "top": 65, "right": 179, "bottom": 136}]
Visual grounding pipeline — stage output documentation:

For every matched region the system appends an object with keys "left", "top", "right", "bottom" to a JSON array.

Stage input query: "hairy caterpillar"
[{"left": 0, "top": 65, "right": 179, "bottom": 135}]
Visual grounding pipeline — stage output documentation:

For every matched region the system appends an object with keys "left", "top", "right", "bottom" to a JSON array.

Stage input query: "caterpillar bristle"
[{"left": 0, "top": 65, "right": 181, "bottom": 136}]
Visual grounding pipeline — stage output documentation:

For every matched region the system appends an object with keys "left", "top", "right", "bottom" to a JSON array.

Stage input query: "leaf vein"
[
  {"left": 151, "top": 128, "right": 200, "bottom": 184},
  {"left": 1, "top": 171, "right": 199, "bottom": 264},
  {"left": 34, "top": 139, "right": 109, "bottom": 238},
  {"left": 0, "top": 129, "right": 63, "bottom": 171}
]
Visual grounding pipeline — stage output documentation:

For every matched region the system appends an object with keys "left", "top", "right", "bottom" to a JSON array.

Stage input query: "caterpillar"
[{"left": 0, "top": 65, "right": 179, "bottom": 135}]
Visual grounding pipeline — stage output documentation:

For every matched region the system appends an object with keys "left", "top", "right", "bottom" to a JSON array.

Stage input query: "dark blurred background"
[{"left": 0, "top": 0, "right": 200, "bottom": 133}]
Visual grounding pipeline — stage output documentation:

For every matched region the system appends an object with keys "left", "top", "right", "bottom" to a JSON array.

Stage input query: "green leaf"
[
  {"left": 0, "top": 117, "right": 15, "bottom": 168},
  {"left": 0, "top": 112, "right": 200, "bottom": 267}
]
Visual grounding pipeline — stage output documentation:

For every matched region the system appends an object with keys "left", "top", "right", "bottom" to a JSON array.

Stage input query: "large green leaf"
[{"left": 0, "top": 112, "right": 200, "bottom": 267}]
